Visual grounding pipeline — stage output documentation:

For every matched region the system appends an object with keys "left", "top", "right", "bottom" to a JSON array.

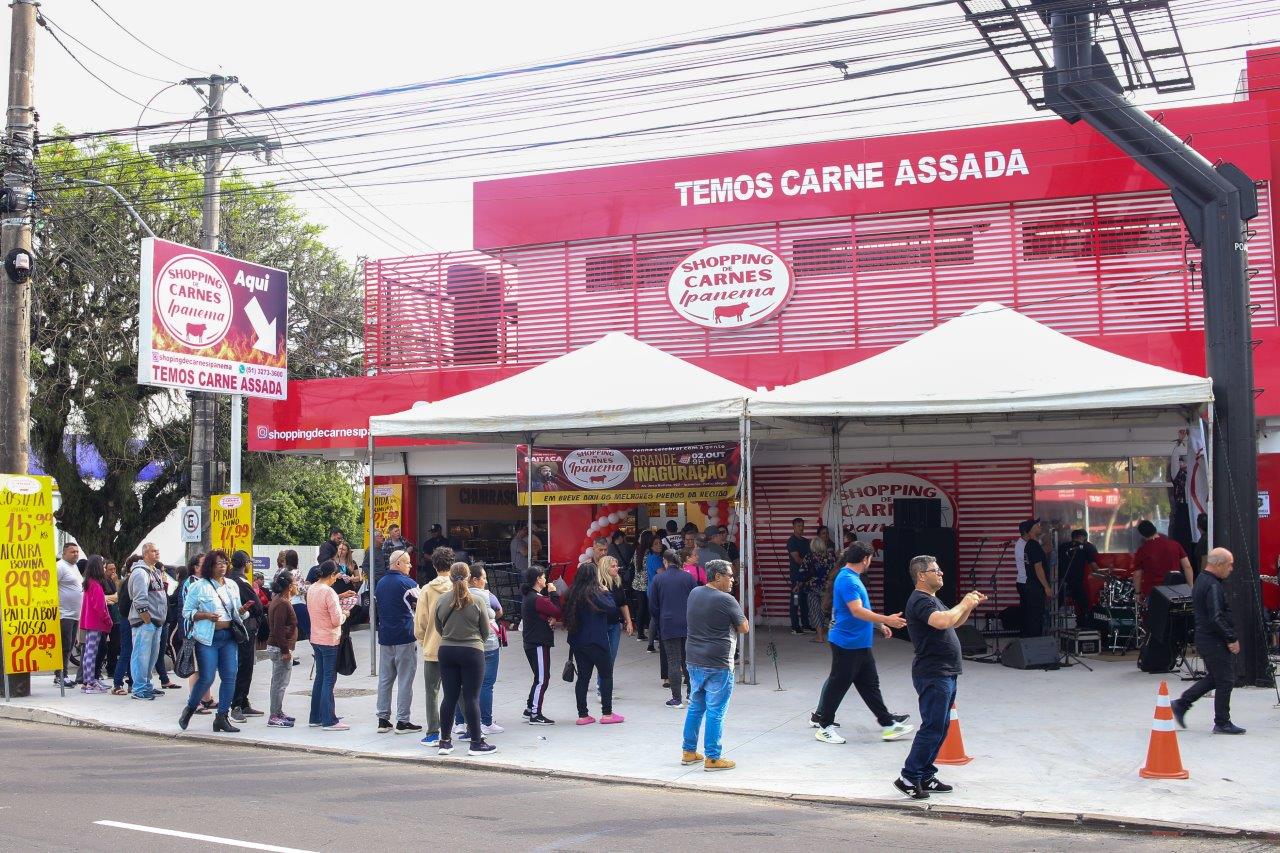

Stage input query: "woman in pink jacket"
[{"left": 79, "top": 556, "right": 114, "bottom": 693}]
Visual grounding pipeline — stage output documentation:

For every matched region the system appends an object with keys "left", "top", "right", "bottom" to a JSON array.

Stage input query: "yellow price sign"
[
  {"left": 211, "top": 493, "right": 253, "bottom": 577},
  {"left": 0, "top": 474, "right": 61, "bottom": 674},
  {"left": 365, "top": 483, "right": 402, "bottom": 547}
]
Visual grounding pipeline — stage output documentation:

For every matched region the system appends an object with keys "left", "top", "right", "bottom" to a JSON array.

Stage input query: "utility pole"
[
  {"left": 0, "top": 0, "right": 36, "bottom": 697},
  {"left": 149, "top": 75, "right": 277, "bottom": 561}
]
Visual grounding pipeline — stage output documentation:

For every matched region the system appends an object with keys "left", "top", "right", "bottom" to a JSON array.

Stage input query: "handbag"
[
  {"left": 210, "top": 580, "right": 251, "bottom": 645},
  {"left": 561, "top": 656, "right": 576, "bottom": 682},
  {"left": 174, "top": 620, "right": 197, "bottom": 678}
]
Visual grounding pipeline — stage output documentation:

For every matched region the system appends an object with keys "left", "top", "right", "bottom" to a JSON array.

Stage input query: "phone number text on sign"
[{"left": 0, "top": 474, "right": 62, "bottom": 674}]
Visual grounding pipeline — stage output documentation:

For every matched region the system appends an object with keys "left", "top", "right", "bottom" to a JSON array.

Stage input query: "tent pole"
[
  {"left": 526, "top": 433, "right": 535, "bottom": 573},
  {"left": 742, "top": 410, "right": 757, "bottom": 685},
  {"left": 830, "top": 420, "right": 841, "bottom": 531},
  {"left": 367, "top": 429, "right": 377, "bottom": 678},
  {"left": 1205, "top": 404, "right": 1214, "bottom": 552}
]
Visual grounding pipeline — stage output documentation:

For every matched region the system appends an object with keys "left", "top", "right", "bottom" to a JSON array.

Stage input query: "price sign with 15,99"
[
  {"left": 211, "top": 493, "right": 253, "bottom": 577},
  {"left": 0, "top": 474, "right": 61, "bottom": 674}
]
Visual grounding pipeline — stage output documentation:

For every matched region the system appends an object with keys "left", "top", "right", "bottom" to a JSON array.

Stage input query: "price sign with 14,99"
[
  {"left": 0, "top": 474, "right": 61, "bottom": 674},
  {"left": 211, "top": 493, "right": 253, "bottom": 577}
]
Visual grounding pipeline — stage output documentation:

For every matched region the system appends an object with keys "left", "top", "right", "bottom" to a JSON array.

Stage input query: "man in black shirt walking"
[
  {"left": 896, "top": 554, "right": 985, "bottom": 800},
  {"left": 1171, "top": 548, "right": 1245, "bottom": 735},
  {"left": 786, "top": 517, "right": 813, "bottom": 634}
]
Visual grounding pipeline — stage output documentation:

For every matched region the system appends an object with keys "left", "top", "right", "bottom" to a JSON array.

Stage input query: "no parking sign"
[{"left": 180, "top": 505, "right": 202, "bottom": 544}]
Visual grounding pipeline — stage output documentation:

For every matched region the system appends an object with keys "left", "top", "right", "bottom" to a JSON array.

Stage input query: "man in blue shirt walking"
[
  {"left": 375, "top": 549, "right": 422, "bottom": 734},
  {"left": 812, "top": 541, "right": 913, "bottom": 744}
]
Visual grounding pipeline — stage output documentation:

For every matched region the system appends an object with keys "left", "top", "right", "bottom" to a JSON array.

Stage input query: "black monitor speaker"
[
  {"left": 1146, "top": 583, "right": 1193, "bottom": 641},
  {"left": 893, "top": 498, "right": 943, "bottom": 528},
  {"left": 1001, "top": 636, "right": 1060, "bottom": 670},
  {"left": 882, "top": 526, "right": 958, "bottom": 618}
]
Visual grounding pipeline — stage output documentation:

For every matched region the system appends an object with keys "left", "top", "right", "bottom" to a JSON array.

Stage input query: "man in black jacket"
[{"left": 1171, "top": 548, "right": 1244, "bottom": 735}]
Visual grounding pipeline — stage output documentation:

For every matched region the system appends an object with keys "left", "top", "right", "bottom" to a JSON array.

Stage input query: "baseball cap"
[
  {"left": 705, "top": 524, "right": 723, "bottom": 536},
  {"left": 430, "top": 524, "right": 443, "bottom": 532},
  {"left": 1018, "top": 518, "right": 1041, "bottom": 535}
]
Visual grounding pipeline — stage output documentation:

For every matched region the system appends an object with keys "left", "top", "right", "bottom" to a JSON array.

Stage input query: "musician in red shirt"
[{"left": 1132, "top": 519, "right": 1194, "bottom": 600}]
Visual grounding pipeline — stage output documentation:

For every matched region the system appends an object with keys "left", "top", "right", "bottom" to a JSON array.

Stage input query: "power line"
[
  {"left": 86, "top": 0, "right": 207, "bottom": 74},
  {"left": 38, "top": 12, "right": 175, "bottom": 84}
]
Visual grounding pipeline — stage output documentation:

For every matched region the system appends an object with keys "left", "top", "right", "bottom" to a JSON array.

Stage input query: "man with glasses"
[
  {"left": 375, "top": 549, "right": 422, "bottom": 735},
  {"left": 681, "top": 559, "right": 748, "bottom": 772},
  {"left": 896, "top": 554, "right": 985, "bottom": 800}
]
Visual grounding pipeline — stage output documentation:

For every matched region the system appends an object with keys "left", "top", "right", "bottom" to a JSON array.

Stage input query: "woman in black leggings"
[
  {"left": 433, "top": 562, "right": 495, "bottom": 756},
  {"left": 520, "top": 568, "right": 562, "bottom": 725},
  {"left": 563, "top": 562, "right": 623, "bottom": 726}
]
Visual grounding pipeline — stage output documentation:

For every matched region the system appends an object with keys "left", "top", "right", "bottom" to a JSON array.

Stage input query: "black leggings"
[
  {"left": 815, "top": 645, "right": 893, "bottom": 728},
  {"left": 572, "top": 644, "right": 613, "bottom": 717},
  {"left": 525, "top": 645, "right": 551, "bottom": 715},
  {"left": 438, "top": 645, "right": 484, "bottom": 742},
  {"left": 630, "top": 589, "right": 649, "bottom": 638}
]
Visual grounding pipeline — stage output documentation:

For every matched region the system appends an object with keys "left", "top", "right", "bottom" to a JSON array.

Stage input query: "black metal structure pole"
[{"left": 1033, "top": 1, "right": 1268, "bottom": 685}]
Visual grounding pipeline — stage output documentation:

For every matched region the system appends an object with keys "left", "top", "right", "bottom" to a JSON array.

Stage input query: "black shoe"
[
  {"left": 229, "top": 707, "right": 247, "bottom": 723},
  {"left": 239, "top": 705, "right": 265, "bottom": 717},
  {"left": 527, "top": 714, "right": 555, "bottom": 725},
  {"left": 893, "top": 777, "right": 929, "bottom": 800},
  {"left": 377, "top": 718, "right": 393, "bottom": 733},
  {"left": 396, "top": 721, "right": 423, "bottom": 735},
  {"left": 178, "top": 706, "right": 195, "bottom": 731},
  {"left": 437, "top": 740, "right": 454, "bottom": 755},
  {"left": 1212, "top": 723, "right": 1246, "bottom": 735},
  {"left": 1170, "top": 700, "right": 1187, "bottom": 729},
  {"left": 522, "top": 708, "right": 532, "bottom": 717},
  {"left": 922, "top": 777, "right": 953, "bottom": 793},
  {"left": 212, "top": 714, "right": 241, "bottom": 733},
  {"left": 790, "top": 629, "right": 804, "bottom": 635},
  {"left": 890, "top": 713, "right": 911, "bottom": 725},
  {"left": 468, "top": 741, "right": 497, "bottom": 756},
  {"left": 809, "top": 712, "right": 839, "bottom": 729}
]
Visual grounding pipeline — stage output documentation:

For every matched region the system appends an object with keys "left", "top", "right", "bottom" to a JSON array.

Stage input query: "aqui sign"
[{"left": 667, "top": 242, "right": 794, "bottom": 329}]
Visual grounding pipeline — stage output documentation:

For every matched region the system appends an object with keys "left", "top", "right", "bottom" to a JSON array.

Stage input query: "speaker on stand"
[{"left": 882, "top": 526, "right": 959, "bottom": 629}]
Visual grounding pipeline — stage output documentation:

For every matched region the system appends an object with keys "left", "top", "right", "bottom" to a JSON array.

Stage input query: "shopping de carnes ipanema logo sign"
[
  {"left": 667, "top": 242, "right": 794, "bottom": 329},
  {"left": 138, "top": 237, "right": 289, "bottom": 400}
]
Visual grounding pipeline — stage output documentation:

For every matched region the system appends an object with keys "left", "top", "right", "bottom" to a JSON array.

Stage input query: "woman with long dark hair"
[
  {"left": 179, "top": 550, "right": 242, "bottom": 733},
  {"left": 433, "top": 562, "right": 494, "bottom": 756},
  {"left": 521, "top": 567, "right": 561, "bottom": 725},
  {"left": 644, "top": 535, "right": 665, "bottom": 653},
  {"left": 283, "top": 549, "right": 310, "bottom": 643},
  {"left": 564, "top": 563, "right": 622, "bottom": 726},
  {"left": 266, "top": 571, "right": 298, "bottom": 728},
  {"left": 78, "top": 556, "right": 113, "bottom": 693},
  {"left": 631, "top": 529, "right": 653, "bottom": 643}
]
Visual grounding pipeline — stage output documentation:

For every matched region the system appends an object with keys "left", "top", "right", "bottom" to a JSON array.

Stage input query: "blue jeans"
[
  {"left": 456, "top": 647, "right": 500, "bottom": 727},
  {"left": 310, "top": 644, "right": 339, "bottom": 727},
  {"left": 130, "top": 622, "right": 161, "bottom": 698},
  {"left": 187, "top": 629, "right": 239, "bottom": 715},
  {"left": 114, "top": 622, "right": 134, "bottom": 689},
  {"left": 902, "top": 675, "right": 958, "bottom": 784},
  {"left": 682, "top": 665, "right": 735, "bottom": 759},
  {"left": 597, "top": 623, "right": 622, "bottom": 691}
]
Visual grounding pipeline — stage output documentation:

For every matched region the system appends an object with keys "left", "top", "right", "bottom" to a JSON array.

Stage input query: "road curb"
[{"left": 0, "top": 703, "right": 1272, "bottom": 841}]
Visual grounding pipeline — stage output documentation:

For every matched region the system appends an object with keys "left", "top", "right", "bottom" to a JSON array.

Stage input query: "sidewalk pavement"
[{"left": 3, "top": 627, "right": 1277, "bottom": 835}]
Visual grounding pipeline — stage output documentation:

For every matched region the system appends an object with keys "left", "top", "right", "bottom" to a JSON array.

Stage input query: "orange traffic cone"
[
  {"left": 935, "top": 702, "right": 973, "bottom": 765},
  {"left": 1139, "top": 681, "right": 1189, "bottom": 779}
]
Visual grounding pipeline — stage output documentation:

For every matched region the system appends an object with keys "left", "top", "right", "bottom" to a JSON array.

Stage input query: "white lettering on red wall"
[{"left": 673, "top": 149, "right": 1028, "bottom": 207}]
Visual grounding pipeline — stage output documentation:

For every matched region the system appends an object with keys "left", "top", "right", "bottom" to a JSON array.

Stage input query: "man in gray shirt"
[
  {"left": 695, "top": 525, "right": 732, "bottom": 569},
  {"left": 127, "top": 542, "right": 169, "bottom": 700},
  {"left": 55, "top": 542, "right": 83, "bottom": 687},
  {"left": 682, "top": 559, "right": 748, "bottom": 772}
]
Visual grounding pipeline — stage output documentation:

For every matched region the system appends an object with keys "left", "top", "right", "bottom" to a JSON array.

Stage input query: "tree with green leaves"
[{"left": 33, "top": 135, "right": 363, "bottom": 561}]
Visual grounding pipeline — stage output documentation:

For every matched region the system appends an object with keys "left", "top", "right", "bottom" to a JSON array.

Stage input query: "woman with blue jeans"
[
  {"left": 455, "top": 565, "right": 504, "bottom": 735},
  {"left": 595, "top": 557, "right": 634, "bottom": 692},
  {"left": 178, "top": 550, "right": 244, "bottom": 733},
  {"left": 306, "top": 561, "right": 350, "bottom": 731}
]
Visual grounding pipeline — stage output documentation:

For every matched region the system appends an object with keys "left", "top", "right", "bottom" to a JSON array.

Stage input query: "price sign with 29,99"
[{"left": 0, "top": 474, "right": 61, "bottom": 674}]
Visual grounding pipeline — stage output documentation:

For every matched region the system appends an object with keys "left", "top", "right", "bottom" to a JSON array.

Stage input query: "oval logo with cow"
[
  {"left": 562, "top": 448, "right": 631, "bottom": 490},
  {"left": 667, "top": 242, "right": 794, "bottom": 330}
]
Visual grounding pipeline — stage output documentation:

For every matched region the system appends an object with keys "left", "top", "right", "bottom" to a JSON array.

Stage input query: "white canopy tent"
[{"left": 365, "top": 333, "right": 764, "bottom": 680}]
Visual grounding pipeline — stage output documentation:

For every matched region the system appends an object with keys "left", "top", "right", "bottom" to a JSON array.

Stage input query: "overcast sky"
[{"left": 33, "top": 0, "right": 1278, "bottom": 261}]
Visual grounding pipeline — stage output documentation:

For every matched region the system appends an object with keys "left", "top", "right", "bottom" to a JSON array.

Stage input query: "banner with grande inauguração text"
[
  {"left": 0, "top": 474, "right": 61, "bottom": 674},
  {"left": 516, "top": 443, "right": 739, "bottom": 505}
]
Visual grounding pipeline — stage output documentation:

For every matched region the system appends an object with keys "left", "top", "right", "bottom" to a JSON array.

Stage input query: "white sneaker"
[
  {"left": 481, "top": 723, "right": 504, "bottom": 735},
  {"left": 814, "top": 726, "right": 846, "bottom": 745},
  {"left": 882, "top": 721, "right": 914, "bottom": 741},
  {"left": 453, "top": 723, "right": 468, "bottom": 735}
]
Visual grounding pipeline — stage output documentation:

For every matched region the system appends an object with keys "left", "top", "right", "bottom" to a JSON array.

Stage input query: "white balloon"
[{"left": 607, "top": 512, "right": 620, "bottom": 524}]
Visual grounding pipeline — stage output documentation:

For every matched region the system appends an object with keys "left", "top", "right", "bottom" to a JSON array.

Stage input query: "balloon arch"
[{"left": 574, "top": 499, "right": 737, "bottom": 566}]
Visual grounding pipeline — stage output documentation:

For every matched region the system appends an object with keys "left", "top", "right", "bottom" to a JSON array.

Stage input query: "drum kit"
[{"left": 1091, "top": 567, "right": 1140, "bottom": 653}]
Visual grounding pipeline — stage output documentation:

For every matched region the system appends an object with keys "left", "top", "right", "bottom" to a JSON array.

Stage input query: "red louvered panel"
[
  {"left": 364, "top": 186, "right": 1278, "bottom": 374},
  {"left": 750, "top": 460, "right": 1033, "bottom": 617}
]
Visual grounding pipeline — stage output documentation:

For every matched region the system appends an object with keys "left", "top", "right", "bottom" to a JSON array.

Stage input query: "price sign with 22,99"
[{"left": 0, "top": 474, "right": 61, "bottom": 674}]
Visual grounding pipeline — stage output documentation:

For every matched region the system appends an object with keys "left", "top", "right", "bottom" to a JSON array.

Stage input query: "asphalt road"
[{"left": 0, "top": 720, "right": 1260, "bottom": 852}]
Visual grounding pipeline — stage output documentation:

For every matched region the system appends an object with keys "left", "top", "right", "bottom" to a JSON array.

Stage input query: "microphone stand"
[{"left": 973, "top": 540, "right": 1012, "bottom": 664}]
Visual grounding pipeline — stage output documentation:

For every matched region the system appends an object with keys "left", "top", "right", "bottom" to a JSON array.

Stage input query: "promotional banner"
[
  {"left": 516, "top": 443, "right": 739, "bottom": 505},
  {"left": 138, "top": 237, "right": 289, "bottom": 400},
  {"left": 211, "top": 493, "right": 253, "bottom": 576},
  {"left": 0, "top": 474, "right": 61, "bottom": 675},
  {"left": 365, "top": 483, "right": 403, "bottom": 546}
]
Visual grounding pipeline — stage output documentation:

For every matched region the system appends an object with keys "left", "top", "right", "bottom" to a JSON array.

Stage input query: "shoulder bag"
[{"left": 210, "top": 580, "right": 250, "bottom": 645}]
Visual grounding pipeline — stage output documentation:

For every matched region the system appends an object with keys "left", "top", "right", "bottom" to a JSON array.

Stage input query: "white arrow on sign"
[{"left": 244, "top": 297, "right": 278, "bottom": 355}]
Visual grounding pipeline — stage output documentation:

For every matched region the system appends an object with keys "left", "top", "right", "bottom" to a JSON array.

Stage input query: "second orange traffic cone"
[
  {"left": 1139, "top": 681, "right": 1189, "bottom": 779},
  {"left": 935, "top": 702, "right": 973, "bottom": 765}
]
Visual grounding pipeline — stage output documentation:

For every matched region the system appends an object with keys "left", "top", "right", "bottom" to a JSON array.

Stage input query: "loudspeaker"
[
  {"left": 1146, "top": 583, "right": 1194, "bottom": 641},
  {"left": 1138, "top": 639, "right": 1178, "bottom": 673},
  {"left": 1001, "top": 636, "right": 1060, "bottom": 670},
  {"left": 882, "top": 526, "right": 958, "bottom": 617},
  {"left": 956, "top": 624, "right": 987, "bottom": 657},
  {"left": 893, "top": 498, "right": 943, "bottom": 528}
]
